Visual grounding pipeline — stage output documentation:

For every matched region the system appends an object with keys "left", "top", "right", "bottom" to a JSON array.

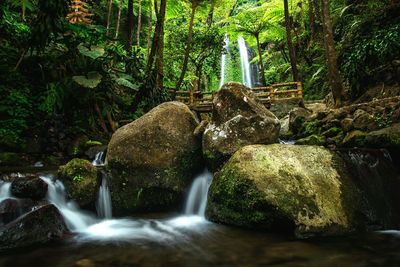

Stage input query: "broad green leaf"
[
  {"left": 116, "top": 78, "right": 139, "bottom": 91},
  {"left": 73, "top": 72, "right": 103, "bottom": 88},
  {"left": 77, "top": 43, "right": 105, "bottom": 59}
]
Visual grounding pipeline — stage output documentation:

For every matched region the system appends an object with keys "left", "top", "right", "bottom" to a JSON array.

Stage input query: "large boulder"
[
  {"left": 206, "top": 144, "right": 400, "bottom": 238},
  {"left": 106, "top": 101, "right": 202, "bottom": 214},
  {"left": 58, "top": 158, "right": 98, "bottom": 208},
  {"left": 203, "top": 83, "right": 280, "bottom": 170},
  {"left": 10, "top": 174, "right": 48, "bottom": 200},
  {"left": 0, "top": 204, "right": 68, "bottom": 252}
]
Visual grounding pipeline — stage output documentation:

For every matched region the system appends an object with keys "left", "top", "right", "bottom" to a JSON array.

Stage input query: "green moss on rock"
[
  {"left": 341, "top": 130, "right": 367, "bottom": 147},
  {"left": 206, "top": 144, "right": 362, "bottom": 238},
  {"left": 295, "top": 134, "right": 326, "bottom": 146},
  {"left": 58, "top": 158, "right": 97, "bottom": 207}
]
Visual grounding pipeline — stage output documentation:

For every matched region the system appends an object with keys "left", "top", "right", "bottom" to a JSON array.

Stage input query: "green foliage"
[{"left": 73, "top": 174, "right": 84, "bottom": 183}]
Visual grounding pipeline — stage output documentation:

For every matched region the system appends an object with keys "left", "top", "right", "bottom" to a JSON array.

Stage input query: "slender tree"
[
  {"left": 105, "top": 0, "right": 113, "bottom": 35},
  {"left": 321, "top": 0, "right": 344, "bottom": 107},
  {"left": 125, "top": 0, "right": 134, "bottom": 53},
  {"left": 283, "top": 0, "right": 300, "bottom": 82},
  {"left": 137, "top": 0, "right": 142, "bottom": 46},
  {"left": 115, "top": 0, "right": 123, "bottom": 38},
  {"left": 308, "top": 0, "right": 316, "bottom": 40},
  {"left": 147, "top": 0, "right": 153, "bottom": 56},
  {"left": 175, "top": 0, "right": 202, "bottom": 90}
]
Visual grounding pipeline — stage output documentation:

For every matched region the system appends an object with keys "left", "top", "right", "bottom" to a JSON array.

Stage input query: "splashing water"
[
  {"left": 36, "top": 169, "right": 213, "bottom": 242},
  {"left": 238, "top": 37, "right": 253, "bottom": 88},
  {"left": 184, "top": 169, "right": 212, "bottom": 216},
  {"left": 92, "top": 151, "right": 105, "bottom": 166},
  {"left": 0, "top": 182, "right": 12, "bottom": 203},
  {"left": 96, "top": 173, "right": 112, "bottom": 219}
]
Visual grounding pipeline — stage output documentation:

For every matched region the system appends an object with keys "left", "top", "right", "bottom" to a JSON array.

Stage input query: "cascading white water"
[
  {"left": 40, "top": 175, "right": 97, "bottom": 232},
  {"left": 219, "top": 34, "right": 230, "bottom": 88},
  {"left": 0, "top": 182, "right": 12, "bottom": 203},
  {"left": 184, "top": 169, "right": 212, "bottom": 216},
  {"left": 238, "top": 37, "right": 253, "bottom": 88},
  {"left": 96, "top": 174, "right": 112, "bottom": 219},
  {"left": 33, "top": 169, "right": 213, "bottom": 242},
  {"left": 92, "top": 151, "right": 105, "bottom": 166}
]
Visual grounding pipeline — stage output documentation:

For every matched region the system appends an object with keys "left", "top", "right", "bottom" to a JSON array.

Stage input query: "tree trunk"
[
  {"left": 308, "top": 0, "right": 316, "bottom": 41},
  {"left": 147, "top": 0, "right": 153, "bottom": 56},
  {"left": 137, "top": 0, "right": 142, "bottom": 47},
  {"left": 115, "top": 0, "right": 123, "bottom": 38},
  {"left": 130, "top": 0, "right": 167, "bottom": 112},
  {"left": 94, "top": 102, "right": 109, "bottom": 134},
  {"left": 255, "top": 33, "right": 266, "bottom": 86},
  {"left": 206, "top": 0, "right": 216, "bottom": 26},
  {"left": 106, "top": 0, "right": 113, "bottom": 36},
  {"left": 125, "top": 0, "right": 134, "bottom": 54},
  {"left": 321, "top": 0, "right": 343, "bottom": 108},
  {"left": 284, "top": 0, "right": 300, "bottom": 82},
  {"left": 176, "top": 1, "right": 198, "bottom": 90},
  {"left": 156, "top": 11, "right": 164, "bottom": 89}
]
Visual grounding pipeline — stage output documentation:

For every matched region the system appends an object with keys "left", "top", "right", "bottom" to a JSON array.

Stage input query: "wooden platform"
[{"left": 169, "top": 82, "right": 303, "bottom": 113}]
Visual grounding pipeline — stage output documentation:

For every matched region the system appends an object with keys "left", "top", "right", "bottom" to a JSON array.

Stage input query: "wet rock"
[
  {"left": 341, "top": 118, "right": 354, "bottom": 133},
  {"left": 193, "top": 120, "right": 209, "bottom": 137},
  {"left": 203, "top": 83, "right": 280, "bottom": 170},
  {"left": 353, "top": 109, "right": 379, "bottom": 131},
  {"left": 0, "top": 204, "right": 68, "bottom": 252},
  {"left": 0, "top": 198, "right": 49, "bottom": 226},
  {"left": 107, "top": 101, "right": 202, "bottom": 214},
  {"left": 10, "top": 174, "right": 48, "bottom": 200},
  {"left": 342, "top": 130, "right": 368, "bottom": 147},
  {"left": 206, "top": 144, "right": 362, "bottom": 238},
  {"left": 58, "top": 158, "right": 97, "bottom": 207},
  {"left": 288, "top": 107, "right": 312, "bottom": 134},
  {"left": 364, "top": 123, "right": 400, "bottom": 149},
  {"left": 295, "top": 134, "right": 326, "bottom": 146}
]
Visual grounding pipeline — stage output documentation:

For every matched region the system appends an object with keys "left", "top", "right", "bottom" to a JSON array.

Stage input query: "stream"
[{"left": 1, "top": 151, "right": 400, "bottom": 266}]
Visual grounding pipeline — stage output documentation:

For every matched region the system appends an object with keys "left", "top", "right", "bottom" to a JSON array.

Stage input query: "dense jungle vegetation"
[{"left": 0, "top": 0, "right": 399, "bottom": 157}]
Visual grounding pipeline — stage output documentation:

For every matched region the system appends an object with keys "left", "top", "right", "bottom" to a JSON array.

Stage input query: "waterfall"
[
  {"left": 96, "top": 173, "right": 112, "bottom": 219},
  {"left": 238, "top": 37, "right": 253, "bottom": 88},
  {"left": 219, "top": 34, "right": 230, "bottom": 88},
  {"left": 40, "top": 175, "right": 97, "bottom": 232},
  {"left": 184, "top": 169, "right": 212, "bottom": 216},
  {"left": 0, "top": 182, "right": 12, "bottom": 203},
  {"left": 92, "top": 151, "right": 105, "bottom": 166}
]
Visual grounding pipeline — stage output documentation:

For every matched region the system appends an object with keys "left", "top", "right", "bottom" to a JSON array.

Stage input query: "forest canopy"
[{"left": 0, "top": 0, "right": 399, "bottom": 153}]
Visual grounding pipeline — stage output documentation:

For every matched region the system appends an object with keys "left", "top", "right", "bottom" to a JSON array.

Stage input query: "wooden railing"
[{"left": 169, "top": 82, "right": 303, "bottom": 112}]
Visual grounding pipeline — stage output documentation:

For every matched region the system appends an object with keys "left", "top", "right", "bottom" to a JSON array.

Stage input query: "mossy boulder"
[
  {"left": 206, "top": 144, "right": 362, "bottom": 238},
  {"left": 341, "top": 130, "right": 368, "bottom": 147},
  {"left": 364, "top": 123, "right": 400, "bottom": 149},
  {"left": 58, "top": 158, "right": 97, "bottom": 207},
  {"left": 295, "top": 134, "right": 326, "bottom": 146},
  {"left": 203, "top": 83, "right": 280, "bottom": 171},
  {"left": 106, "top": 101, "right": 202, "bottom": 215}
]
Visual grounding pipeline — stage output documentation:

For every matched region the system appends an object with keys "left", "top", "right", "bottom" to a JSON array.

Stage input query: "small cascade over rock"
[
  {"left": 96, "top": 172, "right": 112, "bottom": 219},
  {"left": 92, "top": 151, "right": 105, "bottom": 166},
  {"left": 184, "top": 169, "right": 212, "bottom": 216},
  {"left": 40, "top": 175, "right": 96, "bottom": 232},
  {"left": 0, "top": 182, "right": 12, "bottom": 202},
  {"left": 238, "top": 37, "right": 253, "bottom": 88}
]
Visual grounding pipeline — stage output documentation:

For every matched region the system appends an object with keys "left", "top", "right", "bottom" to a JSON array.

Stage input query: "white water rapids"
[{"left": 36, "top": 169, "right": 212, "bottom": 242}]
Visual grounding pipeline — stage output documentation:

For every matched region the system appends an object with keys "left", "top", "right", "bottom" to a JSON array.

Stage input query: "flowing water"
[
  {"left": 238, "top": 37, "right": 253, "bottom": 88},
  {"left": 2, "top": 162, "right": 400, "bottom": 266},
  {"left": 184, "top": 169, "right": 212, "bottom": 216},
  {"left": 0, "top": 181, "right": 12, "bottom": 203},
  {"left": 96, "top": 172, "right": 112, "bottom": 219},
  {"left": 92, "top": 151, "right": 105, "bottom": 167}
]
